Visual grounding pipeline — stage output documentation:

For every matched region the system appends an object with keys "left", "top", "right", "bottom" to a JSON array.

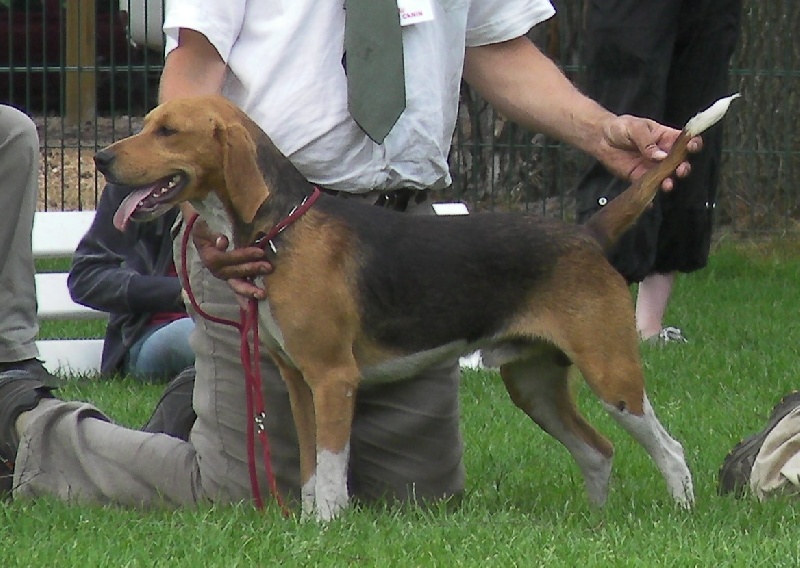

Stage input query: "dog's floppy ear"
[{"left": 219, "top": 122, "right": 269, "bottom": 225}]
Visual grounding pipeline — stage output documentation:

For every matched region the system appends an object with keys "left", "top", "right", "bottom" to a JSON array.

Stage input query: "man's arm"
[
  {"left": 462, "top": 36, "right": 701, "bottom": 188},
  {"left": 159, "top": 28, "right": 225, "bottom": 228},
  {"left": 160, "top": 28, "right": 272, "bottom": 299},
  {"left": 158, "top": 29, "right": 227, "bottom": 103}
]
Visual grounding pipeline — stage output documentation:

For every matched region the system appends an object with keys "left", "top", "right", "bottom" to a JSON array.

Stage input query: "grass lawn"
[{"left": 4, "top": 240, "right": 800, "bottom": 566}]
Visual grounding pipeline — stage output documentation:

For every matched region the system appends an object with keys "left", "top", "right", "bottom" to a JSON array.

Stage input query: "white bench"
[
  {"left": 33, "top": 210, "right": 106, "bottom": 374},
  {"left": 31, "top": 209, "right": 484, "bottom": 375}
]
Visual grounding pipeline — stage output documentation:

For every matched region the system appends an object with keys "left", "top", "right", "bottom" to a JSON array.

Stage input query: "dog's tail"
[{"left": 585, "top": 94, "right": 739, "bottom": 252}]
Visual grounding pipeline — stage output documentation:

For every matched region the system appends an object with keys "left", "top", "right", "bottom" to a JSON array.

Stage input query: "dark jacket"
[{"left": 68, "top": 183, "right": 184, "bottom": 376}]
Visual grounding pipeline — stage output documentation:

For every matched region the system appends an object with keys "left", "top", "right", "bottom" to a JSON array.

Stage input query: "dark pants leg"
[{"left": 577, "top": 0, "right": 742, "bottom": 282}]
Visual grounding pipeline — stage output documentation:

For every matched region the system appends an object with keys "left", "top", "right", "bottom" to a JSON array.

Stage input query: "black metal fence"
[{"left": 1, "top": 0, "right": 797, "bottom": 235}]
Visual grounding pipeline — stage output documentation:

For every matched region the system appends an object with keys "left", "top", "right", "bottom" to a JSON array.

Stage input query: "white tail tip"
[{"left": 683, "top": 93, "right": 740, "bottom": 137}]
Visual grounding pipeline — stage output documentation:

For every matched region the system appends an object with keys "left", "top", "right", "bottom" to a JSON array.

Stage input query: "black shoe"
[
  {"left": 0, "top": 358, "right": 62, "bottom": 387},
  {"left": 141, "top": 366, "right": 197, "bottom": 441},
  {"left": 0, "top": 370, "right": 57, "bottom": 497},
  {"left": 718, "top": 391, "right": 800, "bottom": 497}
]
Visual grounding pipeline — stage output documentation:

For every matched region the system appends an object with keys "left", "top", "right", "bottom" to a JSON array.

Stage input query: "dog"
[{"left": 94, "top": 94, "right": 734, "bottom": 521}]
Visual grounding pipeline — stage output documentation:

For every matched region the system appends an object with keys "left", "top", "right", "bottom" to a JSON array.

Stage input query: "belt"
[{"left": 320, "top": 187, "right": 430, "bottom": 213}]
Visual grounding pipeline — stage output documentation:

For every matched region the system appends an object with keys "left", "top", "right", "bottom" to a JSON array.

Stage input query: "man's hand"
[
  {"left": 463, "top": 37, "right": 703, "bottom": 191},
  {"left": 597, "top": 115, "right": 703, "bottom": 190},
  {"left": 190, "top": 217, "right": 273, "bottom": 301}
]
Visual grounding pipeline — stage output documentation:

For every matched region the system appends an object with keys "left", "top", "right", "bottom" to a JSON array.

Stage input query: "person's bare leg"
[{"left": 635, "top": 272, "right": 675, "bottom": 340}]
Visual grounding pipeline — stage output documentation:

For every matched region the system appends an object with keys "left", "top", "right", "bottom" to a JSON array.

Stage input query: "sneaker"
[
  {"left": 0, "top": 370, "right": 57, "bottom": 497},
  {"left": 0, "top": 358, "right": 62, "bottom": 387},
  {"left": 141, "top": 366, "right": 197, "bottom": 441},
  {"left": 645, "top": 326, "right": 688, "bottom": 345},
  {"left": 718, "top": 391, "right": 800, "bottom": 497}
]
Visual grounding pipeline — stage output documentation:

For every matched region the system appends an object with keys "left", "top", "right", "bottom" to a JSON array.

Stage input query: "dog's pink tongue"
[{"left": 113, "top": 188, "right": 153, "bottom": 231}]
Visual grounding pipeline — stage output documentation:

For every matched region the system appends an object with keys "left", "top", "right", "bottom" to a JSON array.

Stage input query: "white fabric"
[
  {"left": 162, "top": 0, "right": 554, "bottom": 193},
  {"left": 750, "top": 405, "right": 800, "bottom": 500}
]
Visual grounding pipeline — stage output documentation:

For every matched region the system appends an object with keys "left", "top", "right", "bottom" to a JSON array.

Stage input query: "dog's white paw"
[
  {"left": 299, "top": 475, "right": 316, "bottom": 522},
  {"left": 671, "top": 474, "right": 695, "bottom": 510},
  {"left": 314, "top": 448, "right": 350, "bottom": 521},
  {"left": 315, "top": 495, "right": 349, "bottom": 522},
  {"left": 584, "top": 453, "right": 613, "bottom": 507}
]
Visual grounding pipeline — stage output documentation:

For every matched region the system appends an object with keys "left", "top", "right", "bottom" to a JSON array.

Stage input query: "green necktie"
[{"left": 344, "top": 0, "right": 406, "bottom": 144}]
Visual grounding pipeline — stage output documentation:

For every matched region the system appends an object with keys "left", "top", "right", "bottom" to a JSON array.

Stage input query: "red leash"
[{"left": 179, "top": 188, "right": 321, "bottom": 515}]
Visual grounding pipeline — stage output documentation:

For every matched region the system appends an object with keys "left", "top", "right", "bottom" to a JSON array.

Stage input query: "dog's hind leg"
[
  {"left": 499, "top": 350, "right": 614, "bottom": 506},
  {"left": 573, "top": 347, "right": 694, "bottom": 508},
  {"left": 602, "top": 392, "right": 694, "bottom": 508}
]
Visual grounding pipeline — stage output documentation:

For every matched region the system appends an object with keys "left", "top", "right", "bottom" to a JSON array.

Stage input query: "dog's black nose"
[{"left": 93, "top": 149, "right": 115, "bottom": 174}]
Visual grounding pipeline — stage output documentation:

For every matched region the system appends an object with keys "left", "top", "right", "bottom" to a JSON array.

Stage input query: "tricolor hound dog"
[{"left": 94, "top": 93, "right": 738, "bottom": 521}]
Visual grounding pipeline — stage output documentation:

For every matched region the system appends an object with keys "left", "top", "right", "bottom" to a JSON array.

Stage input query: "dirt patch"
[{"left": 35, "top": 115, "right": 144, "bottom": 211}]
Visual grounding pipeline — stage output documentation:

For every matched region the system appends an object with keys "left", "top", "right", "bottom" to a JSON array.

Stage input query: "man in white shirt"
[{"left": 2, "top": 1, "right": 700, "bottom": 510}]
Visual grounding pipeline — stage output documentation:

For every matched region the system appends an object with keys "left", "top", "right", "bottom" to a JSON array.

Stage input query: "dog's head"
[{"left": 95, "top": 95, "right": 269, "bottom": 232}]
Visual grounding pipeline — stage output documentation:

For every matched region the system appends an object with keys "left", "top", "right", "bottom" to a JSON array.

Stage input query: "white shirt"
[{"left": 163, "top": 0, "right": 554, "bottom": 192}]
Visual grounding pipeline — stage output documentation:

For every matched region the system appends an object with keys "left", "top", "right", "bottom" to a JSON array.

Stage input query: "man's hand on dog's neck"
[{"left": 181, "top": 202, "right": 273, "bottom": 302}]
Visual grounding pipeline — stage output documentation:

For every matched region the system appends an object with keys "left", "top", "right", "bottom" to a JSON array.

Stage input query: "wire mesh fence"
[{"left": 1, "top": 0, "right": 797, "bottom": 235}]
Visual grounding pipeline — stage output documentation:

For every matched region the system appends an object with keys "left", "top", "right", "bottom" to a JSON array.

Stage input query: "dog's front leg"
[{"left": 307, "top": 367, "right": 358, "bottom": 522}]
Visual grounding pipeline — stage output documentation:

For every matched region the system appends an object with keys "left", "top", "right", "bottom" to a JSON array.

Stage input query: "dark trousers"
[{"left": 576, "top": 0, "right": 742, "bottom": 282}]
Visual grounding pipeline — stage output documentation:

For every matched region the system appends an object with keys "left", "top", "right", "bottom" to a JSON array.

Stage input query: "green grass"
[{"left": 6, "top": 240, "right": 800, "bottom": 566}]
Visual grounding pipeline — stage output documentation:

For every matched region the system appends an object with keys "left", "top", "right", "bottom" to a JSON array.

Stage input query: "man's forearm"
[{"left": 463, "top": 36, "right": 613, "bottom": 160}]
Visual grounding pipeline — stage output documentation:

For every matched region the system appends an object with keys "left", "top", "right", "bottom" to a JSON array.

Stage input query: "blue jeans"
[{"left": 127, "top": 318, "right": 195, "bottom": 382}]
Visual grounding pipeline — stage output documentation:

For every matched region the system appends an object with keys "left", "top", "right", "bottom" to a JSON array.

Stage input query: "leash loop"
[
  {"left": 178, "top": 189, "right": 321, "bottom": 515},
  {"left": 178, "top": 214, "right": 282, "bottom": 516}
]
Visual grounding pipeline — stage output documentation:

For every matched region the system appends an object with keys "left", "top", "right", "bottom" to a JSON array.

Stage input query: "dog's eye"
[{"left": 155, "top": 125, "right": 178, "bottom": 137}]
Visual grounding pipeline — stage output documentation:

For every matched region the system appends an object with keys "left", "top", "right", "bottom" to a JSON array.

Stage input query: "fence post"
[{"left": 65, "top": 0, "right": 97, "bottom": 124}]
